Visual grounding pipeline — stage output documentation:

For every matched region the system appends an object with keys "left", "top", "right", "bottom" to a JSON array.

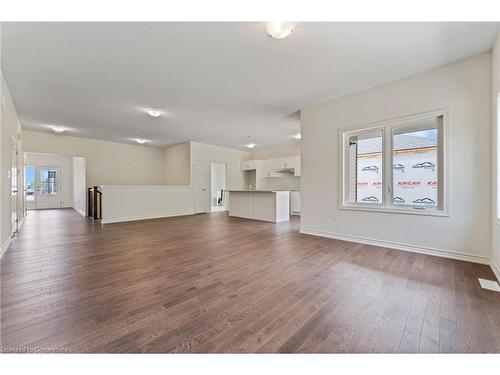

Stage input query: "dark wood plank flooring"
[{"left": 1, "top": 208, "right": 499, "bottom": 353}]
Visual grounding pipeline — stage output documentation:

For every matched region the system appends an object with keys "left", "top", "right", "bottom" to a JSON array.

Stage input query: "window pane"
[
  {"left": 40, "top": 168, "right": 58, "bottom": 195},
  {"left": 25, "top": 165, "right": 35, "bottom": 202},
  {"left": 346, "top": 129, "right": 383, "bottom": 205},
  {"left": 392, "top": 128, "right": 438, "bottom": 207}
]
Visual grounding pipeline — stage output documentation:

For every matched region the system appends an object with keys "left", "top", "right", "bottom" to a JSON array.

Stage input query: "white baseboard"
[
  {"left": 102, "top": 211, "right": 194, "bottom": 224},
  {"left": 490, "top": 259, "right": 500, "bottom": 283},
  {"left": 211, "top": 207, "right": 228, "bottom": 212},
  {"left": 299, "top": 227, "right": 491, "bottom": 265},
  {"left": 18, "top": 215, "right": 25, "bottom": 230},
  {"left": 0, "top": 215, "right": 26, "bottom": 259},
  {"left": 74, "top": 208, "right": 86, "bottom": 217},
  {"left": 1, "top": 236, "right": 12, "bottom": 259}
]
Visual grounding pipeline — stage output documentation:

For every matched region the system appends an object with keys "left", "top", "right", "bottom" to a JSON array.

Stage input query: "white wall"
[
  {"left": 301, "top": 53, "right": 492, "bottom": 263},
  {"left": 247, "top": 144, "right": 301, "bottom": 160},
  {"left": 72, "top": 156, "right": 86, "bottom": 216},
  {"left": 259, "top": 173, "right": 301, "bottom": 191},
  {"left": 100, "top": 141, "right": 250, "bottom": 223},
  {"left": 190, "top": 141, "right": 250, "bottom": 191},
  {"left": 1, "top": 73, "right": 24, "bottom": 255},
  {"left": 491, "top": 32, "right": 500, "bottom": 280},
  {"left": 23, "top": 130, "right": 166, "bottom": 188},
  {"left": 101, "top": 185, "right": 193, "bottom": 223},
  {"left": 164, "top": 142, "right": 190, "bottom": 185},
  {"left": 25, "top": 152, "right": 74, "bottom": 208},
  {"left": 247, "top": 144, "right": 302, "bottom": 191}
]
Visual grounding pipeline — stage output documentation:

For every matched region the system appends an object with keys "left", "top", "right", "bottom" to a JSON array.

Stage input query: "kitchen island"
[{"left": 227, "top": 190, "right": 290, "bottom": 223}]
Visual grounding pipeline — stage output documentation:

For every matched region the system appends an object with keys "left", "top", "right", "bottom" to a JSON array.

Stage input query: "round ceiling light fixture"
[
  {"left": 135, "top": 138, "right": 147, "bottom": 144},
  {"left": 245, "top": 136, "right": 256, "bottom": 149},
  {"left": 266, "top": 22, "right": 295, "bottom": 40},
  {"left": 292, "top": 133, "right": 302, "bottom": 139},
  {"left": 145, "top": 108, "right": 162, "bottom": 118},
  {"left": 51, "top": 126, "right": 66, "bottom": 134}
]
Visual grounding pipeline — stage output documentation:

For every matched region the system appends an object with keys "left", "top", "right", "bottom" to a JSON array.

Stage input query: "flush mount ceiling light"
[
  {"left": 266, "top": 22, "right": 295, "bottom": 40},
  {"left": 245, "top": 136, "right": 256, "bottom": 149},
  {"left": 145, "top": 108, "right": 162, "bottom": 118},
  {"left": 135, "top": 138, "right": 147, "bottom": 144},
  {"left": 292, "top": 133, "right": 302, "bottom": 139},
  {"left": 51, "top": 126, "right": 66, "bottom": 134}
]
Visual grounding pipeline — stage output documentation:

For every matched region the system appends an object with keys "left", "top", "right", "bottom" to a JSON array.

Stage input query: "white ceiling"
[{"left": 1, "top": 22, "right": 498, "bottom": 150}]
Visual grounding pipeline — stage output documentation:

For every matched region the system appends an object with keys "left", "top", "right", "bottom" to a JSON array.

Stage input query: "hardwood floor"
[{"left": 1, "top": 208, "right": 499, "bottom": 353}]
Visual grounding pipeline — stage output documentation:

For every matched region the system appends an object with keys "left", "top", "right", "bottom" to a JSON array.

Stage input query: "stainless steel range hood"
[{"left": 274, "top": 167, "right": 295, "bottom": 173}]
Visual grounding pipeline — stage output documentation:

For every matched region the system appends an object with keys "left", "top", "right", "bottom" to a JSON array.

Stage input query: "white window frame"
[{"left": 339, "top": 109, "right": 449, "bottom": 217}]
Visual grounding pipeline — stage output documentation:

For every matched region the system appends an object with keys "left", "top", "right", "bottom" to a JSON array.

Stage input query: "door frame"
[
  {"left": 210, "top": 161, "right": 228, "bottom": 212},
  {"left": 24, "top": 164, "right": 36, "bottom": 210},
  {"left": 194, "top": 160, "right": 210, "bottom": 214},
  {"left": 10, "top": 135, "right": 19, "bottom": 236}
]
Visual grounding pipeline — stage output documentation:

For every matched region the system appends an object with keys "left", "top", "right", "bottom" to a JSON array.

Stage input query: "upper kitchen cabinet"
[
  {"left": 263, "top": 156, "right": 300, "bottom": 178},
  {"left": 262, "top": 158, "right": 285, "bottom": 178},
  {"left": 240, "top": 159, "right": 259, "bottom": 170},
  {"left": 241, "top": 156, "right": 300, "bottom": 177},
  {"left": 293, "top": 156, "right": 301, "bottom": 176}
]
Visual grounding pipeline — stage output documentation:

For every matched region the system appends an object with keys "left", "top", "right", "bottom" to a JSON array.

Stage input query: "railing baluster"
[
  {"left": 93, "top": 186, "right": 98, "bottom": 220},
  {"left": 87, "top": 187, "right": 93, "bottom": 218},
  {"left": 87, "top": 186, "right": 102, "bottom": 221},
  {"left": 97, "top": 190, "right": 102, "bottom": 220}
]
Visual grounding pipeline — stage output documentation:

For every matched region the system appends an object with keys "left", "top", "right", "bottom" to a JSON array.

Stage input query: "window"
[
  {"left": 341, "top": 110, "right": 447, "bottom": 215},
  {"left": 40, "top": 168, "right": 58, "bottom": 195},
  {"left": 345, "top": 128, "right": 384, "bottom": 206},
  {"left": 24, "top": 165, "right": 35, "bottom": 202}
]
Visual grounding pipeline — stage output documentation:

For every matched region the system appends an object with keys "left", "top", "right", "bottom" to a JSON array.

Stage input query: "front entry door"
[
  {"left": 35, "top": 167, "right": 62, "bottom": 209},
  {"left": 194, "top": 160, "right": 210, "bottom": 214}
]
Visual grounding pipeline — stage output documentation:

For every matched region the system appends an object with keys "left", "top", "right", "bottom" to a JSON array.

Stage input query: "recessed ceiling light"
[
  {"left": 292, "top": 133, "right": 302, "bottom": 139},
  {"left": 135, "top": 138, "right": 147, "bottom": 144},
  {"left": 145, "top": 108, "right": 162, "bottom": 118},
  {"left": 51, "top": 126, "right": 66, "bottom": 134},
  {"left": 266, "top": 22, "right": 295, "bottom": 40},
  {"left": 245, "top": 143, "right": 256, "bottom": 149}
]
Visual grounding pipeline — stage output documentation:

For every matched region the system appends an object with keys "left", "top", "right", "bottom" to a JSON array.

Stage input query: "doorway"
[
  {"left": 24, "top": 165, "right": 62, "bottom": 209},
  {"left": 210, "top": 162, "right": 227, "bottom": 212},
  {"left": 10, "top": 136, "right": 18, "bottom": 236},
  {"left": 194, "top": 160, "right": 210, "bottom": 213}
]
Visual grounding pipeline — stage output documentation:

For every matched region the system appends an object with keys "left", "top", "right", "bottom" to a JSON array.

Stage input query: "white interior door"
[
  {"left": 35, "top": 166, "right": 62, "bottom": 209},
  {"left": 10, "top": 138, "right": 18, "bottom": 236},
  {"left": 194, "top": 160, "right": 210, "bottom": 213}
]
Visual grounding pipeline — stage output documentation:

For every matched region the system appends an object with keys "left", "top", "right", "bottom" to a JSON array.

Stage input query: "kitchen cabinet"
[
  {"left": 241, "top": 156, "right": 301, "bottom": 177},
  {"left": 293, "top": 157, "right": 301, "bottom": 176},
  {"left": 228, "top": 190, "right": 290, "bottom": 222},
  {"left": 240, "top": 160, "right": 259, "bottom": 170},
  {"left": 262, "top": 159, "right": 285, "bottom": 178}
]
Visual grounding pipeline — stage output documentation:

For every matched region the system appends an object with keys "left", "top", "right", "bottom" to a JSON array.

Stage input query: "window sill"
[{"left": 339, "top": 204, "right": 450, "bottom": 217}]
